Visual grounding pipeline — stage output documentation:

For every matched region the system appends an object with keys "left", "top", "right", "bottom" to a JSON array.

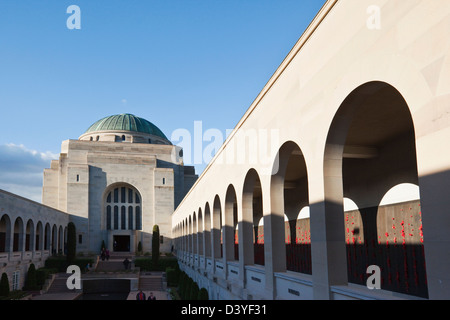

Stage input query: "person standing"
[
  {"left": 123, "top": 257, "right": 130, "bottom": 270},
  {"left": 136, "top": 290, "right": 146, "bottom": 300}
]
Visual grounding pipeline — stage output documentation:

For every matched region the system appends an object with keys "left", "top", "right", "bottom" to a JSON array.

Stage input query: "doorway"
[{"left": 113, "top": 235, "right": 130, "bottom": 252}]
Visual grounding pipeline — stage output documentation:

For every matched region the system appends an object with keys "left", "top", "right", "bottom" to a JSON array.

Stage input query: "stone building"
[
  {"left": 42, "top": 113, "right": 197, "bottom": 254},
  {"left": 0, "top": 190, "right": 69, "bottom": 291}
]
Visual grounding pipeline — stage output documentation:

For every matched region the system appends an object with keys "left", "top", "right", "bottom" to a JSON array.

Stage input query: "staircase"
[
  {"left": 95, "top": 253, "right": 134, "bottom": 272},
  {"left": 43, "top": 254, "right": 166, "bottom": 299},
  {"left": 139, "top": 275, "right": 163, "bottom": 291},
  {"left": 46, "top": 273, "right": 82, "bottom": 294}
]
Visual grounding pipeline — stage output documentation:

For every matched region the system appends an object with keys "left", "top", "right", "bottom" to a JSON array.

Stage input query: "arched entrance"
[
  {"left": 323, "top": 81, "right": 427, "bottom": 297},
  {"left": 104, "top": 184, "right": 142, "bottom": 252}
]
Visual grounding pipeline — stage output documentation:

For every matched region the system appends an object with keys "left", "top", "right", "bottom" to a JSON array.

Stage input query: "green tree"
[
  {"left": 24, "top": 263, "right": 38, "bottom": 291},
  {"left": 67, "top": 222, "right": 77, "bottom": 264},
  {"left": 152, "top": 225, "right": 160, "bottom": 266},
  {"left": 0, "top": 273, "right": 10, "bottom": 297},
  {"left": 184, "top": 277, "right": 193, "bottom": 300},
  {"left": 137, "top": 241, "right": 142, "bottom": 253},
  {"left": 178, "top": 271, "right": 187, "bottom": 299},
  {"left": 190, "top": 281, "right": 199, "bottom": 300},
  {"left": 198, "top": 287, "right": 209, "bottom": 300}
]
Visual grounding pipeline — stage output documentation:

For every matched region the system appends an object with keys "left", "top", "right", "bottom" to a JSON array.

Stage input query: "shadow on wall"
[
  {"left": 175, "top": 168, "right": 450, "bottom": 300},
  {"left": 256, "top": 199, "right": 428, "bottom": 298}
]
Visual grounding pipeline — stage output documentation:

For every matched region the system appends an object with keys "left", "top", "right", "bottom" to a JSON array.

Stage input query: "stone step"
[
  {"left": 96, "top": 261, "right": 131, "bottom": 272},
  {"left": 139, "top": 277, "right": 163, "bottom": 291},
  {"left": 47, "top": 274, "right": 81, "bottom": 294},
  {"left": 101, "top": 253, "right": 134, "bottom": 260},
  {"left": 95, "top": 254, "right": 134, "bottom": 271}
]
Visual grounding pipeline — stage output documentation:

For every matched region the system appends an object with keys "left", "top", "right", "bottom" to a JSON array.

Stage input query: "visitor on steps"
[
  {"left": 123, "top": 258, "right": 130, "bottom": 270},
  {"left": 136, "top": 290, "right": 146, "bottom": 300}
]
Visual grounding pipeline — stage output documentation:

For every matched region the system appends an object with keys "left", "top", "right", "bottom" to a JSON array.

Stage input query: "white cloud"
[
  {"left": 4, "top": 143, "right": 59, "bottom": 161},
  {"left": 0, "top": 143, "right": 58, "bottom": 202}
]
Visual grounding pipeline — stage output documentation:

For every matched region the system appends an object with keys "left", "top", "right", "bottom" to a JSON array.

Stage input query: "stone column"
[{"left": 310, "top": 144, "right": 348, "bottom": 299}]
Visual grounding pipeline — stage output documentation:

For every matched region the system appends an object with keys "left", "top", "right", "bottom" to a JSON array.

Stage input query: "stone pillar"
[
  {"left": 212, "top": 198, "right": 222, "bottom": 263},
  {"left": 263, "top": 172, "right": 287, "bottom": 299},
  {"left": 415, "top": 129, "right": 450, "bottom": 299},
  {"left": 223, "top": 199, "right": 234, "bottom": 278},
  {"left": 310, "top": 145, "right": 348, "bottom": 299},
  {"left": 238, "top": 197, "right": 252, "bottom": 288},
  {"left": 418, "top": 171, "right": 450, "bottom": 299}
]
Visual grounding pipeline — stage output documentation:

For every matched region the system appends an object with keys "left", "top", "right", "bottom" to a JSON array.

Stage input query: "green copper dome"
[{"left": 84, "top": 113, "right": 169, "bottom": 140}]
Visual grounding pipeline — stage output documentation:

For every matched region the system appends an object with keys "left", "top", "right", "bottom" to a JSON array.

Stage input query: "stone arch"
[
  {"left": 51, "top": 224, "right": 58, "bottom": 254},
  {"left": 188, "top": 215, "right": 192, "bottom": 257},
  {"left": 212, "top": 195, "right": 222, "bottom": 259},
  {"left": 177, "top": 222, "right": 182, "bottom": 255},
  {"left": 35, "top": 221, "right": 43, "bottom": 251},
  {"left": 270, "top": 140, "right": 310, "bottom": 274},
  {"left": 0, "top": 214, "right": 11, "bottom": 252},
  {"left": 64, "top": 225, "right": 68, "bottom": 254},
  {"left": 44, "top": 223, "right": 51, "bottom": 251},
  {"left": 25, "top": 219, "right": 34, "bottom": 252},
  {"left": 13, "top": 217, "right": 24, "bottom": 252},
  {"left": 204, "top": 202, "right": 212, "bottom": 258},
  {"left": 103, "top": 183, "right": 142, "bottom": 231},
  {"left": 192, "top": 211, "right": 197, "bottom": 257},
  {"left": 182, "top": 219, "right": 186, "bottom": 255},
  {"left": 198, "top": 207, "right": 204, "bottom": 256},
  {"left": 323, "top": 80, "right": 426, "bottom": 297},
  {"left": 58, "top": 225, "right": 64, "bottom": 254},
  {"left": 242, "top": 168, "right": 264, "bottom": 266},
  {"left": 224, "top": 184, "right": 239, "bottom": 261}
]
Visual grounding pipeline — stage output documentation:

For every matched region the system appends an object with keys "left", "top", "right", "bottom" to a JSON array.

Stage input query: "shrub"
[
  {"left": 24, "top": 264, "right": 39, "bottom": 291},
  {"left": 0, "top": 290, "right": 28, "bottom": 300},
  {"left": 134, "top": 256, "right": 178, "bottom": 272},
  {"left": 190, "top": 281, "right": 199, "bottom": 300},
  {"left": 36, "top": 268, "right": 58, "bottom": 287},
  {"left": 0, "top": 273, "right": 10, "bottom": 297},
  {"left": 44, "top": 256, "right": 67, "bottom": 271},
  {"left": 137, "top": 241, "right": 142, "bottom": 253},
  {"left": 198, "top": 287, "right": 209, "bottom": 300},
  {"left": 152, "top": 225, "right": 160, "bottom": 266},
  {"left": 178, "top": 271, "right": 187, "bottom": 298},
  {"left": 175, "top": 271, "right": 205, "bottom": 300},
  {"left": 176, "top": 272, "right": 205, "bottom": 300},
  {"left": 166, "top": 267, "right": 180, "bottom": 287},
  {"left": 67, "top": 222, "right": 77, "bottom": 264},
  {"left": 184, "top": 277, "right": 193, "bottom": 300}
]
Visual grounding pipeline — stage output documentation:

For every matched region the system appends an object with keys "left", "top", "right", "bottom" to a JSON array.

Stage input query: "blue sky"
[{"left": 0, "top": 0, "right": 326, "bottom": 201}]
